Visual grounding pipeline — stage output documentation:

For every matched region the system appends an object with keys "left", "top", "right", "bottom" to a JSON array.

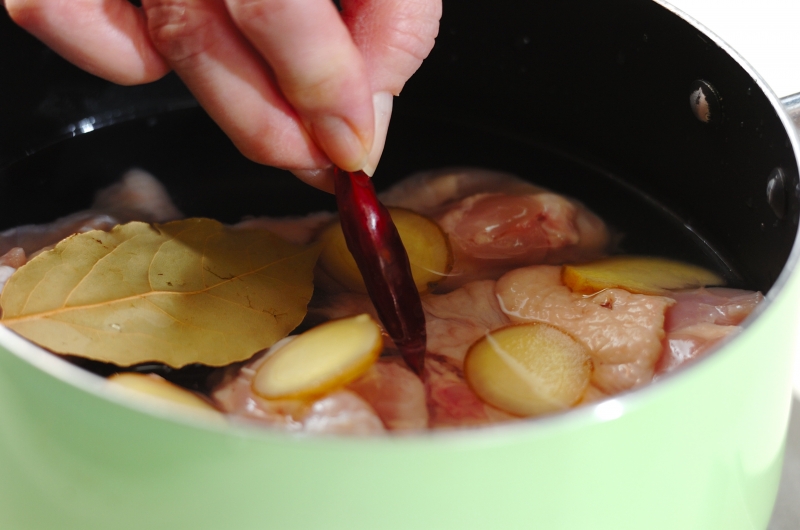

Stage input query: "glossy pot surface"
[{"left": 0, "top": 1, "right": 798, "bottom": 529}]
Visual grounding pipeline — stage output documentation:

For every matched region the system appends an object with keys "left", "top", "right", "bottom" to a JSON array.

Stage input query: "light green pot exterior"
[{"left": 0, "top": 249, "right": 797, "bottom": 530}]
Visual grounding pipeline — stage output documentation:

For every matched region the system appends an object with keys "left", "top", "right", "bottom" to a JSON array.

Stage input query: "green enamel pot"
[{"left": 1, "top": 1, "right": 799, "bottom": 529}]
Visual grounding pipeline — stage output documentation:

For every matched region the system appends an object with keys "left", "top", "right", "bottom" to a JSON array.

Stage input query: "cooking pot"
[{"left": 0, "top": 1, "right": 798, "bottom": 528}]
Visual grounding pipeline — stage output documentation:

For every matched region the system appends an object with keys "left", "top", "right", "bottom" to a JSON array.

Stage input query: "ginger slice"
[
  {"left": 317, "top": 207, "right": 452, "bottom": 294},
  {"left": 252, "top": 314, "right": 383, "bottom": 400},
  {"left": 464, "top": 323, "right": 592, "bottom": 417},
  {"left": 562, "top": 256, "right": 724, "bottom": 295},
  {"left": 108, "top": 372, "right": 221, "bottom": 414}
]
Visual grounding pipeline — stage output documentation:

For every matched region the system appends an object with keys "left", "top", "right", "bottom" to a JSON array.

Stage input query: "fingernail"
[
  {"left": 311, "top": 115, "right": 369, "bottom": 172},
  {"left": 290, "top": 167, "right": 336, "bottom": 194},
  {"left": 362, "top": 92, "right": 394, "bottom": 177}
]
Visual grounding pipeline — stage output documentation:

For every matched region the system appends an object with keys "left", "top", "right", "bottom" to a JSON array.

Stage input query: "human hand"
[{"left": 5, "top": 0, "right": 441, "bottom": 191}]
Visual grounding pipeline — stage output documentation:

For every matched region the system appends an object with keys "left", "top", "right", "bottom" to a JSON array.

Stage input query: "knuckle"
[
  {"left": 344, "top": 0, "right": 440, "bottom": 91},
  {"left": 142, "top": 0, "right": 215, "bottom": 65},
  {"left": 387, "top": 6, "right": 440, "bottom": 64},
  {"left": 375, "top": 14, "right": 439, "bottom": 92},
  {"left": 287, "top": 72, "right": 343, "bottom": 110},
  {"left": 237, "top": 129, "right": 321, "bottom": 170},
  {"left": 282, "top": 52, "right": 359, "bottom": 112}
]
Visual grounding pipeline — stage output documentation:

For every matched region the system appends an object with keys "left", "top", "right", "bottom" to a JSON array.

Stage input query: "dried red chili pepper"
[{"left": 333, "top": 168, "right": 426, "bottom": 374}]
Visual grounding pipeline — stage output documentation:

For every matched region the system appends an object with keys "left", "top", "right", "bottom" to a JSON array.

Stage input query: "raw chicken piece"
[
  {"left": 212, "top": 342, "right": 385, "bottom": 434},
  {"left": 234, "top": 211, "right": 335, "bottom": 246},
  {"left": 347, "top": 355, "right": 428, "bottom": 431},
  {"left": 655, "top": 288, "right": 763, "bottom": 374},
  {"left": 0, "top": 247, "right": 25, "bottom": 269},
  {"left": 577, "top": 384, "right": 611, "bottom": 405},
  {"left": 379, "top": 167, "right": 545, "bottom": 214},
  {"left": 0, "top": 212, "right": 119, "bottom": 257},
  {"left": 0, "top": 249, "right": 26, "bottom": 305},
  {"left": 496, "top": 265, "right": 675, "bottom": 394},
  {"left": 423, "top": 280, "right": 510, "bottom": 364},
  {"left": 0, "top": 168, "right": 182, "bottom": 257},
  {"left": 300, "top": 391, "right": 386, "bottom": 435},
  {"left": 92, "top": 168, "right": 183, "bottom": 223},
  {"left": 437, "top": 192, "right": 575, "bottom": 258},
  {"left": 426, "top": 354, "right": 519, "bottom": 429},
  {"left": 664, "top": 288, "right": 762, "bottom": 330},
  {"left": 381, "top": 168, "right": 609, "bottom": 290}
]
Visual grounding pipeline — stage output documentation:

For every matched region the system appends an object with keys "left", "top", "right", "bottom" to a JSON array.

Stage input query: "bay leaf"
[{"left": 0, "top": 218, "right": 320, "bottom": 368}]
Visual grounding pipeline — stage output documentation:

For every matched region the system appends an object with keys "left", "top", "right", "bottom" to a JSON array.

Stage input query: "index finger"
[
  {"left": 224, "top": 0, "right": 375, "bottom": 172},
  {"left": 5, "top": 0, "right": 169, "bottom": 85}
]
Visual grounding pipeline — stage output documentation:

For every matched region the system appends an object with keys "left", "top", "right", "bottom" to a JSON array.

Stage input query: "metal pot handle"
[{"left": 782, "top": 93, "right": 800, "bottom": 129}]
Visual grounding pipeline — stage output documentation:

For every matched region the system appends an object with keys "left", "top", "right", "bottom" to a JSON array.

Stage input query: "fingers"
[
  {"left": 342, "top": 0, "right": 441, "bottom": 95},
  {"left": 362, "top": 91, "right": 393, "bottom": 176},
  {"left": 5, "top": 0, "right": 170, "bottom": 85},
  {"left": 141, "top": 0, "right": 330, "bottom": 170},
  {"left": 342, "top": 0, "right": 441, "bottom": 174},
  {"left": 224, "top": 0, "right": 440, "bottom": 177},
  {"left": 223, "top": 0, "right": 374, "bottom": 172},
  {"left": 6, "top": 0, "right": 441, "bottom": 187},
  {"left": 293, "top": 92, "right": 391, "bottom": 190}
]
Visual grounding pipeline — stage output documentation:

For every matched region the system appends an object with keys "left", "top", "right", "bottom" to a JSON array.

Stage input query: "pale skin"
[{"left": 4, "top": 0, "right": 442, "bottom": 192}]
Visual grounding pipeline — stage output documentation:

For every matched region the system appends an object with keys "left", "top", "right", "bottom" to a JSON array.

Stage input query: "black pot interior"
[{"left": 0, "top": 0, "right": 797, "bottom": 294}]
